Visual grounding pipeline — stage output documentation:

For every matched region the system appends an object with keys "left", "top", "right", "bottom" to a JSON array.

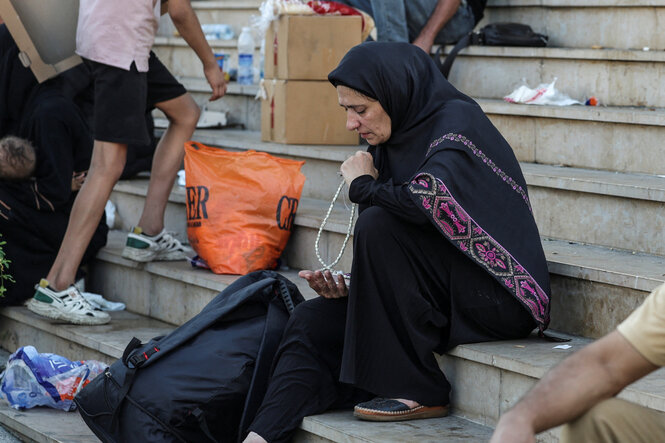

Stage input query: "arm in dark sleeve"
[
  {"left": 349, "top": 175, "right": 431, "bottom": 225},
  {"left": 27, "top": 111, "right": 78, "bottom": 211}
]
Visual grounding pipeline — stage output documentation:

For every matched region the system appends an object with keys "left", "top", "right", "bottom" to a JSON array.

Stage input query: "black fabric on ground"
[{"left": 0, "top": 27, "right": 107, "bottom": 305}]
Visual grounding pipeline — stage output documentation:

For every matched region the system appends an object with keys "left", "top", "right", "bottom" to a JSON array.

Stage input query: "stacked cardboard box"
[{"left": 260, "top": 15, "right": 361, "bottom": 145}]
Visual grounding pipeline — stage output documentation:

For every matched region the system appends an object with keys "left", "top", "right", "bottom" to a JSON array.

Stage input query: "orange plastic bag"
[{"left": 184, "top": 141, "right": 305, "bottom": 274}]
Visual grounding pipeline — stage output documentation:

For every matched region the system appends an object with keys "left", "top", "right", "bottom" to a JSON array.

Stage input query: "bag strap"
[
  {"left": 110, "top": 337, "right": 158, "bottom": 430},
  {"left": 278, "top": 280, "right": 295, "bottom": 314},
  {"left": 437, "top": 31, "right": 482, "bottom": 79}
]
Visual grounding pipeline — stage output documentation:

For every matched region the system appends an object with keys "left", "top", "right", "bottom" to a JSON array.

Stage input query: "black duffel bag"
[
  {"left": 437, "top": 23, "right": 548, "bottom": 78},
  {"left": 74, "top": 270, "right": 304, "bottom": 443}
]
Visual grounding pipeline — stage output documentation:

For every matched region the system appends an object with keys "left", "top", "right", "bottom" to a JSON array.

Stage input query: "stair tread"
[
  {"left": 112, "top": 173, "right": 665, "bottom": 292},
  {"left": 154, "top": 35, "right": 259, "bottom": 49},
  {"left": 301, "top": 410, "right": 492, "bottom": 442},
  {"left": 436, "top": 44, "right": 665, "bottom": 62},
  {"left": 0, "top": 307, "right": 174, "bottom": 361},
  {"left": 100, "top": 230, "right": 320, "bottom": 296},
  {"left": 192, "top": 0, "right": 262, "bottom": 10},
  {"left": 521, "top": 162, "right": 665, "bottom": 202},
  {"left": 157, "top": 35, "right": 665, "bottom": 61},
  {"left": 182, "top": 128, "right": 665, "bottom": 201},
  {"left": 448, "top": 333, "right": 665, "bottom": 411},
  {"left": 477, "top": 98, "right": 665, "bottom": 126},
  {"left": 543, "top": 238, "right": 665, "bottom": 293},
  {"left": 2, "top": 308, "right": 664, "bottom": 414},
  {"left": 0, "top": 403, "right": 96, "bottom": 443},
  {"left": 489, "top": 0, "right": 665, "bottom": 7},
  {"left": 0, "top": 403, "right": 494, "bottom": 443},
  {"left": 175, "top": 76, "right": 665, "bottom": 126},
  {"left": 179, "top": 76, "right": 260, "bottom": 96}
]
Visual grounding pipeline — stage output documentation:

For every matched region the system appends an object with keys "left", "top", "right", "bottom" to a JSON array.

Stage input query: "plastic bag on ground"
[
  {"left": 0, "top": 346, "right": 107, "bottom": 411},
  {"left": 504, "top": 78, "right": 582, "bottom": 106}
]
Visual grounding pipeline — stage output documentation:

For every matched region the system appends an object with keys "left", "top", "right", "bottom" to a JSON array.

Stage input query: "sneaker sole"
[
  {"left": 122, "top": 247, "right": 186, "bottom": 262},
  {"left": 122, "top": 247, "right": 156, "bottom": 262},
  {"left": 26, "top": 299, "right": 110, "bottom": 325}
]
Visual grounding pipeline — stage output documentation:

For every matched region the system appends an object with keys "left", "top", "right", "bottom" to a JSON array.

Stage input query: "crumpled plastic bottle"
[{"left": 0, "top": 346, "right": 107, "bottom": 411}]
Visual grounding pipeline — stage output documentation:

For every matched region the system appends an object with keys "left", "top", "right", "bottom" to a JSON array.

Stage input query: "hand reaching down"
[{"left": 298, "top": 270, "right": 348, "bottom": 299}]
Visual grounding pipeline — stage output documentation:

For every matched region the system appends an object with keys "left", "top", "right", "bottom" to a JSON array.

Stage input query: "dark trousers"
[
  {"left": 249, "top": 206, "right": 535, "bottom": 442},
  {"left": 0, "top": 192, "right": 107, "bottom": 306}
]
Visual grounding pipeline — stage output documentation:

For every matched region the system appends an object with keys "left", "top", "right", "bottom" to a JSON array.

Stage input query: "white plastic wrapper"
[
  {"left": 253, "top": 0, "right": 315, "bottom": 35},
  {"left": 504, "top": 78, "right": 582, "bottom": 106}
]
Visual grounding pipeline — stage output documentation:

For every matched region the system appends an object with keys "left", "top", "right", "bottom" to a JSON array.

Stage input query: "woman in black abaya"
[{"left": 244, "top": 42, "right": 550, "bottom": 443}]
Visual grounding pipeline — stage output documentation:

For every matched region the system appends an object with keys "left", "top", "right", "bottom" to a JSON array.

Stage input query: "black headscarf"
[{"left": 329, "top": 42, "right": 551, "bottom": 329}]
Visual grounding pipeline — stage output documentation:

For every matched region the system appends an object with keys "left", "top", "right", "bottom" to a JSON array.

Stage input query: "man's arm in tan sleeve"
[
  {"left": 489, "top": 330, "right": 659, "bottom": 443},
  {"left": 168, "top": 0, "right": 226, "bottom": 100}
]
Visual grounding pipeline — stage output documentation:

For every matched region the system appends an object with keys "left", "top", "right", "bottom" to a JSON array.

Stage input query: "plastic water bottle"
[
  {"left": 237, "top": 27, "right": 255, "bottom": 85},
  {"left": 259, "top": 38, "right": 265, "bottom": 80}
]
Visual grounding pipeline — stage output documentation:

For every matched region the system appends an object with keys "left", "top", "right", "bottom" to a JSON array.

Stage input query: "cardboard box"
[
  {"left": 0, "top": 0, "right": 82, "bottom": 83},
  {"left": 261, "top": 79, "right": 358, "bottom": 145},
  {"left": 264, "top": 15, "right": 361, "bottom": 80}
]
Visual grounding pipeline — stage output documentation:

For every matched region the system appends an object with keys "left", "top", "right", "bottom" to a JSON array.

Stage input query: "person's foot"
[
  {"left": 354, "top": 397, "right": 449, "bottom": 422},
  {"left": 242, "top": 431, "right": 267, "bottom": 443},
  {"left": 122, "top": 226, "right": 187, "bottom": 262},
  {"left": 26, "top": 279, "right": 111, "bottom": 325}
]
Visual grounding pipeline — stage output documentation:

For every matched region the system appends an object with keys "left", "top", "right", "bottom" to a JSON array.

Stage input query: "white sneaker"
[
  {"left": 121, "top": 227, "right": 187, "bottom": 262},
  {"left": 27, "top": 279, "right": 111, "bottom": 325}
]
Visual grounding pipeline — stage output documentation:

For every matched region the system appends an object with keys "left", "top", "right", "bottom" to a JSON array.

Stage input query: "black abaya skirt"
[{"left": 249, "top": 206, "right": 535, "bottom": 442}]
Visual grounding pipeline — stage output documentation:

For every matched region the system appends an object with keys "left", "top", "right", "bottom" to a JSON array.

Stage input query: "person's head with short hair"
[{"left": 0, "top": 135, "right": 36, "bottom": 180}]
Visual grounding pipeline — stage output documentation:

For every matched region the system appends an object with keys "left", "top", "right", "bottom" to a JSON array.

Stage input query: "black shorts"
[{"left": 83, "top": 52, "right": 187, "bottom": 145}]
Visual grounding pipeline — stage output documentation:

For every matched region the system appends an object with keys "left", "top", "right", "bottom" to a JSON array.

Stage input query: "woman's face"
[{"left": 337, "top": 85, "right": 391, "bottom": 145}]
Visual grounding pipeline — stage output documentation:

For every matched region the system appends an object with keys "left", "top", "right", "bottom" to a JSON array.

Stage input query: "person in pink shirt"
[{"left": 26, "top": 0, "right": 227, "bottom": 325}]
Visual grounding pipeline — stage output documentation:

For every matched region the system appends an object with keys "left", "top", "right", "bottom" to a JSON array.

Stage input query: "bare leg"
[
  {"left": 46, "top": 141, "right": 127, "bottom": 290},
  {"left": 136, "top": 93, "right": 199, "bottom": 236}
]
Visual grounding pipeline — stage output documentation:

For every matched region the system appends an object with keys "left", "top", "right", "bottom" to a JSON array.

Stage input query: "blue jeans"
[{"left": 339, "top": 0, "right": 475, "bottom": 44}]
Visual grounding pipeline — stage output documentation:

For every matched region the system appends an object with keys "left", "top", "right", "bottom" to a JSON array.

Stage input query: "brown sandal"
[{"left": 354, "top": 397, "right": 449, "bottom": 422}]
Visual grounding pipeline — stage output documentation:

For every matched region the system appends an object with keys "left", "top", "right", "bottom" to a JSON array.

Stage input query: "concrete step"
[
  {"left": 107, "top": 171, "right": 665, "bottom": 338},
  {"left": 153, "top": 39, "right": 665, "bottom": 112},
  {"left": 162, "top": 129, "right": 665, "bottom": 254},
  {"left": 0, "top": 401, "right": 493, "bottom": 443},
  {"left": 523, "top": 163, "right": 665, "bottom": 256},
  {"left": 543, "top": 238, "right": 665, "bottom": 338},
  {"left": 90, "top": 231, "right": 319, "bottom": 326},
  {"left": 157, "top": 0, "right": 262, "bottom": 38},
  {"left": 2, "top": 304, "right": 664, "bottom": 443},
  {"left": 443, "top": 46, "right": 665, "bottom": 107},
  {"left": 483, "top": 0, "right": 665, "bottom": 50},
  {"left": 152, "top": 80, "right": 261, "bottom": 130},
  {"left": 172, "top": 77, "right": 665, "bottom": 176},
  {"left": 0, "top": 404, "right": 97, "bottom": 443},
  {"left": 480, "top": 99, "right": 665, "bottom": 176},
  {"left": 153, "top": 36, "right": 261, "bottom": 79},
  {"left": 439, "top": 332, "right": 665, "bottom": 437}
]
